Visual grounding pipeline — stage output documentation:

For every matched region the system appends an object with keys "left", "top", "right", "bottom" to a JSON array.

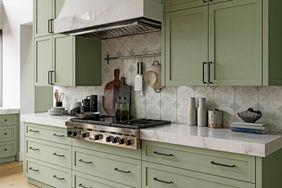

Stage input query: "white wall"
[{"left": 2, "top": 0, "right": 33, "bottom": 107}]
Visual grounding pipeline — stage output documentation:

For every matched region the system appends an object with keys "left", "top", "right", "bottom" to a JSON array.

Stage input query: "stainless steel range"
[{"left": 65, "top": 117, "right": 170, "bottom": 150}]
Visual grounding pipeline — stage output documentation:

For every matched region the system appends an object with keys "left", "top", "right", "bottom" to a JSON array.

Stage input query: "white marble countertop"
[
  {"left": 20, "top": 113, "right": 282, "bottom": 157},
  {"left": 21, "top": 113, "right": 71, "bottom": 128},
  {"left": 0, "top": 107, "right": 20, "bottom": 115},
  {"left": 140, "top": 124, "right": 282, "bottom": 157}
]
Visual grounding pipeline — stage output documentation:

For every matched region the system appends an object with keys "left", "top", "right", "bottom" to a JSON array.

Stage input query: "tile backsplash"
[{"left": 54, "top": 32, "right": 282, "bottom": 132}]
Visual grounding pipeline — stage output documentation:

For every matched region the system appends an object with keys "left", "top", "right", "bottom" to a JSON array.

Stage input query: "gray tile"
[
  {"left": 161, "top": 103, "right": 177, "bottom": 122},
  {"left": 145, "top": 86, "right": 161, "bottom": 104},
  {"left": 176, "top": 104, "right": 188, "bottom": 124},
  {"left": 177, "top": 86, "right": 195, "bottom": 105},
  {"left": 161, "top": 87, "right": 177, "bottom": 105},
  {"left": 214, "top": 86, "right": 234, "bottom": 109},
  {"left": 259, "top": 86, "right": 282, "bottom": 109},
  {"left": 146, "top": 103, "right": 161, "bottom": 119},
  {"left": 195, "top": 86, "right": 214, "bottom": 109}
]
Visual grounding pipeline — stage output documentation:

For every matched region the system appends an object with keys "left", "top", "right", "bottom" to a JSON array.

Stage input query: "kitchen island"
[{"left": 22, "top": 113, "right": 282, "bottom": 188}]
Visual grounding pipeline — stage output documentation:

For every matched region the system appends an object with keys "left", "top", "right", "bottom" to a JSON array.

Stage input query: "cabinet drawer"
[
  {"left": 26, "top": 138, "right": 71, "bottom": 168},
  {"left": 0, "top": 126, "right": 16, "bottom": 141},
  {"left": 166, "top": 0, "right": 206, "bottom": 12},
  {"left": 143, "top": 162, "right": 255, "bottom": 188},
  {"left": 26, "top": 159, "right": 71, "bottom": 188},
  {"left": 0, "top": 115, "right": 17, "bottom": 126},
  {"left": 73, "top": 147, "right": 141, "bottom": 187},
  {"left": 73, "top": 171, "right": 133, "bottom": 188},
  {"left": 0, "top": 141, "right": 16, "bottom": 158},
  {"left": 142, "top": 141, "right": 255, "bottom": 183},
  {"left": 25, "top": 123, "right": 70, "bottom": 145}
]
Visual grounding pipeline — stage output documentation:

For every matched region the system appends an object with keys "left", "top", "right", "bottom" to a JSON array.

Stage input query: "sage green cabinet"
[
  {"left": 165, "top": 6, "right": 208, "bottom": 85},
  {"left": 0, "top": 114, "right": 19, "bottom": 164},
  {"left": 34, "top": 0, "right": 65, "bottom": 37},
  {"left": 166, "top": 0, "right": 207, "bottom": 12},
  {"left": 208, "top": 0, "right": 262, "bottom": 85}
]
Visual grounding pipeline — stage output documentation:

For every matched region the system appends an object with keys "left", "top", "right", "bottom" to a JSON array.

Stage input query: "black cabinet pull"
[
  {"left": 29, "top": 129, "right": 40, "bottom": 133},
  {"left": 4, "top": 119, "right": 7, "bottom": 122},
  {"left": 203, "top": 0, "right": 207, "bottom": 3},
  {"left": 48, "top": 71, "right": 55, "bottom": 85},
  {"left": 202, "top": 62, "right": 208, "bottom": 84},
  {"left": 79, "top": 159, "right": 93, "bottom": 164},
  {"left": 208, "top": 62, "right": 213, "bottom": 84},
  {"left": 53, "top": 153, "right": 65, "bottom": 157},
  {"left": 29, "top": 167, "right": 39, "bottom": 172},
  {"left": 79, "top": 183, "right": 92, "bottom": 188},
  {"left": 153, "top": 151, "right": 174, "bottom": 157},
  {"left": 53, "top": 133, "right": 65, "bottom": 138},
  {"left": 48, "top": 19, "right": 54, "bottom": 33},
  {"left": 29, "top": 147, "right": 39, "bottom": 151},
  {"left": 211, "top": 161, "right": 236, "bottom": 168},
  {"left": 4, "top": 148, "right": 7, "bottom": 151},
  {"left": 4, "top": 132, "right": 7, "bottom": 135},
  {"left": 114, "top": 168, "right": 131, "bottom": 174},
  {"left": 53, "top": 175, "right": 65, "bottom": 181},
  {"left": 153, "top": 177, "right": 173, "bottom": 184}
]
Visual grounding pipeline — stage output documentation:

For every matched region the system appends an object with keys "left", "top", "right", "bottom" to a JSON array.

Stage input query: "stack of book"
[{"left": 231, "top": 122, "right": 270, "bottom": 134}]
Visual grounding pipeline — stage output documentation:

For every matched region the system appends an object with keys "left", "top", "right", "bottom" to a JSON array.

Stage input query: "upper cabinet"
[
  {"left": 164, "top": 0, "right": 282, "bottom": 86},
  {"left": 33, "top": 0, "right": 102, "bottom": 86}
]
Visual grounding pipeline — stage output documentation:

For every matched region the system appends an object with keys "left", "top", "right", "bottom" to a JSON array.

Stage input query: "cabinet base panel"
[
  {"left": 0, "top": 156, "right": 16, "bottom": 164},
  {"left": 28, "top": 178, "right": 54, "bottom": 188}
]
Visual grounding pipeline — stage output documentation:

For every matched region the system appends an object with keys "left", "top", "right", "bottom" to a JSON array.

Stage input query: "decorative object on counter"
[
  {"left": 103, "top": 69, "right": 121, "bottom": 115},
  {"left": 54, "top": 89, "right": 64, "bottom": 107},
  {"left": 115, "top": 97, "right": 122, "bottom": 121},
  {"left": 89, "top": 95, "right": 98, "bottom": 112},
  {"left": 69, "top": 102, "right": 81, "bottom": 116},
  {"left": 231, "top": 122, "right": 270, "bottom": 134},
  {"left": 237, "top": 108, "right": 262, "bottom": 123},
  {"left": 187, "top": 97, "right": 197, "bottom": 126},
  {"left": 81, "top": 98, "right": 90, "bottom": 113},
  {"left": 113, "top": 77, "right": 131, "bottom": 119},
  {"left": 134, "top": 61, "right": 143, "bottom": 93},
  {"left": 208, "top": 109, "right": 223, "bottom": 128},
  {"left": 48, "top": 107, "right": 68, "bottom": 116},
  {"left": 197, "top": 98, "right": 207, "bottom": 127},
  {"left": 144, "top": 59, "right": 162, "bottom": 93},
  {"left": 121, "top": 97, "right": 130, "bottom": 121}
]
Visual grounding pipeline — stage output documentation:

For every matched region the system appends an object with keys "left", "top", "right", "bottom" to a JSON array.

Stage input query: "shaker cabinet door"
[
  {"left": 208, "top": 0, "right": 262, "bottom": 85},
  {"left": 165, "top": 6, "right": 208, "bottom": 86},
  {"left": 166, "top": 0, "right": 207, "bottom": 12},
  {"left": 53, "top": 35, "right": 74, "bottom": 86},
  {"left": 34, "top": 36, "right": 53, "bottom": 86},
  {"left": 34, "top": 0, "right": 53, "bottom": 37}
]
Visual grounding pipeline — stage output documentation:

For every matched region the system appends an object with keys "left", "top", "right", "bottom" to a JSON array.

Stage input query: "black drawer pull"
[
  {"left": 4, "top": 119, "right": 7, "bottom": 122},
  {"left": 153, "top": 177, "right": 173, "bottom": 184},
  {"left": 29, "top": 167, "right": 39, "bottom": 172},
  {"left": 79, "top": 159, "right": 93, "bottom": 164},
  {"left": 4, "top": 132, "right": 7, "bottom": 135},
  {"left": 53, "top": 133, "right": 65, "bottom": 138},
  {"left": 53, "top": 153, "right": 65, "bottom": 157},
  {"left": 29, "top": 129, "right": 40, "bottom": 133},
  {"left": 29, "top": 147, "right": 39, "bottom": 151},
  {"left": 79, "top": 183, "right": 92, "bottom": 188},
  {"left": 114, "top": 168, "right": 131, "bottom": 174},
  {"left": 211, "top": 161, "right": 236, "bottom": 168},
  {"left": 4, "top": 148, "right": 7, "bottom": 151},
  {"left": 153, "top": 151, "right": 174, "bottom": 157},
  {"left": 53, "top": 175, "right": 65, "bottom": 181}
]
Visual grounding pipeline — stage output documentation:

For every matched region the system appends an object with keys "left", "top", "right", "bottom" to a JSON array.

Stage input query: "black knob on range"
[
  {"left": 73, "top": 132, "right": 77, "bottom": 137},
  {"left": 67, "top": 131, "right": 72, "bottom": 136},
  {"left": 81, "top": 132, "right": 89, "bottom": 138},
  {"left": 117, "top": 138, "right": 125, "bottom": 145},
  {"left": 111, "top": 137, "right": 118, "bottom": 143},
  {"left": 106, "top": 136, "right": 112, "bottom": 142},
  {"left": 126, "top": 139, "right": 133, "bottom": 146}
]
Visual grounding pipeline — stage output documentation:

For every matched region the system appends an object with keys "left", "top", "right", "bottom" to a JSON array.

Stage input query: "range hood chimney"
[{"left": 54, "top": 0, "right": 163, "bottom": 40}]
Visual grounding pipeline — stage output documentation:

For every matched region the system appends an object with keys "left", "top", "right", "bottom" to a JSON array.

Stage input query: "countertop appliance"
[
  {"left": 54, "top": 0, "right": 163, "bottom": 39},
  {"left": 66, "top": 116, "right": 170, "bottom": 150}
]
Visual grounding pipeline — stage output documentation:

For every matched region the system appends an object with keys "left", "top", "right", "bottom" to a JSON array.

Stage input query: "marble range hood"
[{"left": 54, "top": 0, "right": 163, "bottom": 40}]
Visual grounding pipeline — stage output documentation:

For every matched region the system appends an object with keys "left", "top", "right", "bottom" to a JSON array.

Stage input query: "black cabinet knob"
[
  {"left": 111, "top": 137, "right": 117, "bottom": 144},
  {"left": 106, "top": 136, "right": 112, "bottom": 142},
  {"left": 126, "top": 139, "right": 132, "bottom": 146}
]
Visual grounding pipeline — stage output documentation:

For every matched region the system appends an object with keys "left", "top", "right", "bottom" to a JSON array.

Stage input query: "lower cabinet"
[{"left": 142, "top": 162, "right": 255, "bottom": 188}]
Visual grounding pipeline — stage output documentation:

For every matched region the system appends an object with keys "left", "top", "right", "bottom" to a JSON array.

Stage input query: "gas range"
[{"left": 65, "top": 117, "right": 171, "bottom": 150}]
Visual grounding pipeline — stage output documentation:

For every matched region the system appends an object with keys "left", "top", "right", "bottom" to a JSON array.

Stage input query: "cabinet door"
[
  {"left": 166, "top": 0, "right": 207, "bottom": 12},
  {"left": 209, "top": 0, "right": 233, "bottom": 4},
  {"left": 208, "top": 0, "right": 262, "bottom": 85},
  {"left": 53, "top": 35, "right": 74, "bottom": 86},
  {"left": 165, "top": 7, "right": 208, "bottom": 86},
  {"left": 34, "top": 0, "right": 53, "bottom": 37},
  {"left": 34, "top": 36, "right": 53, "bottom": 86}
]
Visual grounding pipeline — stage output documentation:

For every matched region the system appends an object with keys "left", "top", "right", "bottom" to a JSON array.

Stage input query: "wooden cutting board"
[
  {"left": 103, "top": 69, "right": 121, "bottom": 115},
  {"left": 113, "top": 77, "right": 131, "bottom": 113}
]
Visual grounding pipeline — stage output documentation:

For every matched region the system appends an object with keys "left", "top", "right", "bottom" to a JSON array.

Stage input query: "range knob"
[
  {"left": 106, "top": 136, "right": 112, "bottom": 142},
  {"left": 81, "top": 132, "right": 89, "bottom": 138},
  {"left": 94, "top": 134, "right": 103, "bottom": 140},
  {"left": 67, "top": 131, "right": 72, "bottom": 136},
  {"left": 126, "top": 139, "right": 134, "bottom": 146},
  {"left": 72, "top": 131, "right": 78, "bottom": 137},
  {"left": 117, "top": 137, "right": 125, "bottom": 145},
  {"left": 111, "top": 137, "right": 118, "bottom": 144}
]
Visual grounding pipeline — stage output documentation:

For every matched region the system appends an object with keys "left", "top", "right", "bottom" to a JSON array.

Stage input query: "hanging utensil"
[{"left": 134, "top": 61, "right": 143, "bottom": 92}]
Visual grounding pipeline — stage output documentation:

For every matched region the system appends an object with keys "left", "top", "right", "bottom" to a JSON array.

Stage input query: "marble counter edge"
[{"left": 0, "top": 108, "right": 20, "bottom": 115}]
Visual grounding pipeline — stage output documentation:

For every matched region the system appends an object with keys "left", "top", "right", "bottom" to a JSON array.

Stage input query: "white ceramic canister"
[
  {"left": 187, "top": 97, "right": 197, "bottom": 126},
  {"left": 197, "top": 98, "right": 207, "bottom": 127},
  {"left": 208, "top": 109, "right": 223, "bottom": 128}
]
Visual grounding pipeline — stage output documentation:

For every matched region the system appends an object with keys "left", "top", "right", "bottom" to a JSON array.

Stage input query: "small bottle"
[
  {"left": 197, "top": 98, "right": 207, "bottom": 127},
  {"left": 187, "top": 97, "right": 197, "bottom": 126},
  {"left": 121, "top": 97, "right": 129, "bottom": 121},
  {"left": 115, "top": 97, "right": 122, "bottom": 122}
]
